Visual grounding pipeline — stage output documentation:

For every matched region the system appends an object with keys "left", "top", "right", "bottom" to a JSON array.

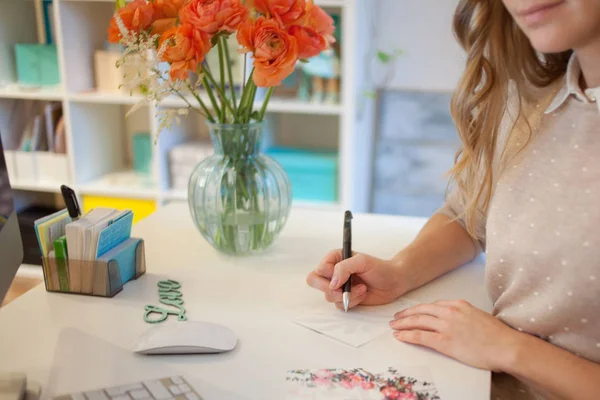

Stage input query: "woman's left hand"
[{"left": 390, "top": 300, "right": 522, "bottom": 372}]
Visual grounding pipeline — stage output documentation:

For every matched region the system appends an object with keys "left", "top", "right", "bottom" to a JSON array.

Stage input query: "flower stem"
[
  {"left": 258, "top": 86, "right": 274, "bottom": 122},
  {"left": 222, "top": 36, "right": 237, "bottom": 114},
  {"left": 217, "top": 36, "right": 227, "bottom": 106},
  {"left": 202, "top": 76, "right": 223, "bottom": 123},
  {"left": 204, "top": 67, "right": 236, "bottom": 122},
  {"left": 185, "top": 82, "right": 215, "bottom": 123}
]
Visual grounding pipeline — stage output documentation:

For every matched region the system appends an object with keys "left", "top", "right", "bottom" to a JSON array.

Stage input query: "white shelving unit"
[{"left": 0, "top": 0, "right": 376, "bottom": 218}]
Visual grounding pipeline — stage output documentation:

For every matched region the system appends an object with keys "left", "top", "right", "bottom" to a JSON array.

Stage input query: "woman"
[{"left": 306, "top": 0, "right": 600, "bottom": 398}]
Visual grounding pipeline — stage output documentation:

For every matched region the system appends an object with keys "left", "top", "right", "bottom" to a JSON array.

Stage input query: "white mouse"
[{"left": 133, "top": 321, "right": 238, "bottom": 355}]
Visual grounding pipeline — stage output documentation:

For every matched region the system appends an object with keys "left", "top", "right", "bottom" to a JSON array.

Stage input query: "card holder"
[{"left": 41, "top": 238, "right": 146, "bottom": 298}]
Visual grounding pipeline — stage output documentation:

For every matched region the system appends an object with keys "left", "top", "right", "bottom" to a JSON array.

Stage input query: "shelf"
[
  {"left": 161, "top": 94, "right": 342, "bottom": 116},
  {"left": 265, "top": 98, "right": 342, "bottom": 115},
  {"left": 162, "top": 188, "right": 341, "bottom": 211},
  {"left": 79, "top": 170, "right": 158, "bottom": 199},
  {"left": 69, "top": 91, "right": 144, "bottom": 105},
  {"left": 0, "top": 84, "right": 64, "bottom": 101},
  {"left": 11, "top": 180, "right": 63, "bottom": 193},
  {"left": 62, "top": 0, "right": 348, "bottom": 5}
]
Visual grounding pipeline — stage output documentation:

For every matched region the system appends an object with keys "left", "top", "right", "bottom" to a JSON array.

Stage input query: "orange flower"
[
  {"left": 301, "top": 0, "right": 335, "bottom": 44},
  {"left": 151, "top": 0, "right": 186, "bottom": 34},
  {"left": 248, "top": 0, "right": 306, "bottom": 25},
  {"left": 288, "top": 25, "right": 326, "bottom": 59},
  {"left": 179, "top": 0, "right": 249, "bottom": 35},
  {"left": 153, "top": 0, "right": 186, "bottom": 18},
  {"left": 159, "top": 24, "right": 211, "bottom": 80},
  {"left": 237, "top": 17, "right": 299, "bottom": 87},
  {"left": 108, "top": 0, "right": 154, "bottom": 43}
]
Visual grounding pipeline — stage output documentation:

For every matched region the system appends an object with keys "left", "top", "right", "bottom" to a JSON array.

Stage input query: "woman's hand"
[
  {"left": 390, "top": 300, "right": 522, "bottom": 372},
  {"left": 306, "top": 249, "right": 408, "bottom": 310}
]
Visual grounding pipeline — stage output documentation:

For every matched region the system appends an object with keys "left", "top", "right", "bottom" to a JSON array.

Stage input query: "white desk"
[{"left": 0, "top": 205, "right": 492, "bottom": 399}]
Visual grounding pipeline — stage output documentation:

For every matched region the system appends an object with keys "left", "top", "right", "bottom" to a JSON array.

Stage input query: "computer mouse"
[{"left": 133, "top": 321, "right": 238, "bottom": 355}]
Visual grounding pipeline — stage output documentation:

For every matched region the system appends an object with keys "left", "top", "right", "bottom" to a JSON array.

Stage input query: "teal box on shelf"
[
  {"left": 15, "top": 44, "right": 60, "bottom": 86},
  {"left": 266, "top": 147, "right": 338, "bottom": 202},
  {"left": 132, "top": 132, "right": 152, "bottom": 175}
]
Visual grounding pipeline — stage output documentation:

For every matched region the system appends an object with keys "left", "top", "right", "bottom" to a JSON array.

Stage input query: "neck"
[{"left": 575, "top": 35, "right": 600, "bottom": 89}]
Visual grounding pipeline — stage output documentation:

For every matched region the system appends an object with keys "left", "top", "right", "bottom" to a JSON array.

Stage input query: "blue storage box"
[
  {"left": 15, "top": 44, "right": 60, "bottom": 86},
  {"left": 266, "top": 147, "right": 338, "bottom": 202},
  {"left": 132, "top": 132, "right": 153, "bottom": 175}
]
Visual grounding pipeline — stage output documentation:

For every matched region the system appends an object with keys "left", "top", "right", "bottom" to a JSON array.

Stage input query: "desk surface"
[{"left": 0, "top": 205, "right": 492, "bottom": 400}]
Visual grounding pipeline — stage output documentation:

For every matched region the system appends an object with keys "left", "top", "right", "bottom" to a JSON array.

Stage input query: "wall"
[{"left": 371, "top": 0, "right": 464, "bottom": 217}]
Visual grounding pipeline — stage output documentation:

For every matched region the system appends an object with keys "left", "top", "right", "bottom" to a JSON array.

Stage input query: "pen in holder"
[{"left": 41, "top": 238, "right": 146, "bottom": 297}]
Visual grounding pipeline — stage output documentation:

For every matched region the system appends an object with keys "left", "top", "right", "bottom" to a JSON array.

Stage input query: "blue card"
[{"left": 95, "top": 211, "right": 133, "bottom": 258}]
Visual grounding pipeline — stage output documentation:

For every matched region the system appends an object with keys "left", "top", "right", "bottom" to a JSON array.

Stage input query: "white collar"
[{"left": 545, "top": 54, "right": 600, "bottom": 114}]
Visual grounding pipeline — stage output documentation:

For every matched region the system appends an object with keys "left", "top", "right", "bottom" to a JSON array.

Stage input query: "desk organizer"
[{"left": 41, "top": 238, "right": 146, "bottom": 297}]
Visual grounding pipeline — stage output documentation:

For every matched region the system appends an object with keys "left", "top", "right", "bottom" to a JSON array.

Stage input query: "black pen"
[
  {"left": 342, "top": 210, "right": 353, "bottom": 312},
  {"left": 61, "top": 185, "right": 82, "bottom": 221}
]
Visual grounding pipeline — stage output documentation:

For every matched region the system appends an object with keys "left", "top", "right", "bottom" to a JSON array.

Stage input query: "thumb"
[{"left": 329, "top": 254, "right": 370, "bottom": 290}]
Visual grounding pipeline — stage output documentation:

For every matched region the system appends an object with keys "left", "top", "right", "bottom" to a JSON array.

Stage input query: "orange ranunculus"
[
  {"left": 248, "top": 0, "right": 306, "bottom": 25},
  {"left": 288, "top": 25, "right": 326, "bottom": 59},
  {"left": 153, "top": 0, "right": 186, "bottom": 18},
  {"left": 151, "top": 0, "right": 185, "bottom": 34},
  {"left": 159, "top": 24, "right": 211, "bottom": 81},
  {"left": 301, "top": 0, "right": 335, "bottom": 44},
  {"left": 179, "top": 0, "right": 249, "bottom": 35},
  {"left": 108, "top": 0, "right": 154, "bottom": 43},
  {"left": 237, "top": 17, "right": 298, "bottom": 87}
]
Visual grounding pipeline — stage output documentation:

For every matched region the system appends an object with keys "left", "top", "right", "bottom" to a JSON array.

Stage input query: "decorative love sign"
[{"left": 143, "top": 280, "right": 188, "bottom": 324}]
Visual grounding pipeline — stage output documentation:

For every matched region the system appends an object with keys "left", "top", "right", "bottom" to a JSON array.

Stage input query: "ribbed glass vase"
[{"left": 188, "top": 123, "right": 292, "bottom": 255}]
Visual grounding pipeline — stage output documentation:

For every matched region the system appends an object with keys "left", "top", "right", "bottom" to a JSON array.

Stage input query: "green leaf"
[
  {"left": 115, "top": 0, "right": 126, "bottom": 10},
  {"left": 377, "top": 51, "right": 392, "bottom": 64},
  {"left": 251, "top": 111, "right": 261, "bottom": 121},
  {"left": 363, "top": 91, "right": 377, "bottom": 99},
  {"left": 298, "top": 59, "right": 309, "bottom": 63}
]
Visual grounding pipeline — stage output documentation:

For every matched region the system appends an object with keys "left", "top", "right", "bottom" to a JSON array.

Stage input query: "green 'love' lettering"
[{"left": 143, "top": 280, "right": 188, "bottom": 324}]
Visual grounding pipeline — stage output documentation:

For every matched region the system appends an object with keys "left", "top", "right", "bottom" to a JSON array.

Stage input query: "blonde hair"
[{"left": 449, "top": 0, "right": 571, "bottom": 238}]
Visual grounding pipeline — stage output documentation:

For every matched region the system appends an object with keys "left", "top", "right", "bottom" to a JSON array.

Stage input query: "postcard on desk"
[
  {"left": 294, "top": 299, "right": 420, "bottom": 348},
  {"left": 286, "top": 366, "right": 441, "bottom": 400}
]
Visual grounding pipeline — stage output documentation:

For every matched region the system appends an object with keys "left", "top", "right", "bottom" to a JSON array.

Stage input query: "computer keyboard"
[{"left": 54, "top": 376, "right": 202, "bottom": 400}]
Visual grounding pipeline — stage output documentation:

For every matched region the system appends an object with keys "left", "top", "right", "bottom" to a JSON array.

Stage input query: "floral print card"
[
  {"left": 286, "top": 367, "right": 441, "bottom": 400},
  {"left": 294, "top": 299, "right": 420, "bottom": 347}
]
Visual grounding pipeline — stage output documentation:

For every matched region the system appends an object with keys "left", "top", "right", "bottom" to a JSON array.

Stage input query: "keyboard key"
[
  {"left": 143, "top": 380, "right": 172, "bottom": 400},
  {"left": 178, "top": 385, "right": 190, "bottom": 393},
  {"left": 169, "top": 377, "right": 184, "bottom": 385},
  {"left": 122, "top": 384, "right": 144, "bottom": 392},
  {"left": 111, "top": 396, "right": 130, "bottom": 400},
  {"left": 130, "top": 389, "right": 151, "bottom": 400},
  {"left": 71, "top": 393, "right": 86, "bottom": 400},
  {"left": 85, "top": 391, "right": 108, "bottom": 400},
  {"left": 168, "top": 386, "right": 183, "bottom": 395},
  {"left": 185, "top": 393, "right": 199, "bottom": 400},
  {"left": 105, "top": 387, "right": 126, "bottom": 397}
]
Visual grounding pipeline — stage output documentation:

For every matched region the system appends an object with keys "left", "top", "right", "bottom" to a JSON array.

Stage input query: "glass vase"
[{"left": 188, "top": 123, "right": 292, "bottom": 255}]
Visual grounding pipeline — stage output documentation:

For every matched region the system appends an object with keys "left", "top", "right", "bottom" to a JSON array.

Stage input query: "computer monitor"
[{"left": 0, "top": 132, "right": 24, "bottom": 304}]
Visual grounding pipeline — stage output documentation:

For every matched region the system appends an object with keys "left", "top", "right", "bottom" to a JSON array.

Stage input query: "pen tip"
[{"left": 343, "top": 292, "right": 350, "bottom": 313}]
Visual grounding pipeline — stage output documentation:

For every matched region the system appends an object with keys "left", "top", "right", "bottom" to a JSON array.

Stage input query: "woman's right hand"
[{"left": 305, "top": 249, "right": 409, "bottom": 310}]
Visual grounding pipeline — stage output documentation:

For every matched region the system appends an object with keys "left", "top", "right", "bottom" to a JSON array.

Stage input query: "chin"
[{"left": 527, "top": 31, "right": 574, "bottom": 54}]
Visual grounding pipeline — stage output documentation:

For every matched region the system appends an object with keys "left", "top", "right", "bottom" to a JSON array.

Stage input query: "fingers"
[
  {"left": 306, "top": 270, "right": 332, "bottom": 293},
  {"left": 326, "top": 283, "right": 366, "bottom": 302},
  {"left": 329, "top": 254, "right": 371, "bottom": 290},
  {"left": 393, "top": 329, "right": 443, "bottom": 351},
  {"left": 314, "top": 249, "right": 344, "bottom": 279},
  {"left": 393, "top": 303, "right": 448, "bottom": 320},
  {"left": 332, "top": 285, "right": 367, "bottom": 310},
  {"left": 389, "top": 314, "right": 445, "bottom": 332}
]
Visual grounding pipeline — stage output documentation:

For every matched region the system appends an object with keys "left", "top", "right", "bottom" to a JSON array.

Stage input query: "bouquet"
[{"left": 108, "top": 0, "right": 336, "bottom": 130}]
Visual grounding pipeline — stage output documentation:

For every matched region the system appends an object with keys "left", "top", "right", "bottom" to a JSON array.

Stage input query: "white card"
[
  {"left": 286, "top": 367, "right": 441, "bottom": 399},
  {"left": 294, "top": 299, "right": 420, "bottom": 347}
]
